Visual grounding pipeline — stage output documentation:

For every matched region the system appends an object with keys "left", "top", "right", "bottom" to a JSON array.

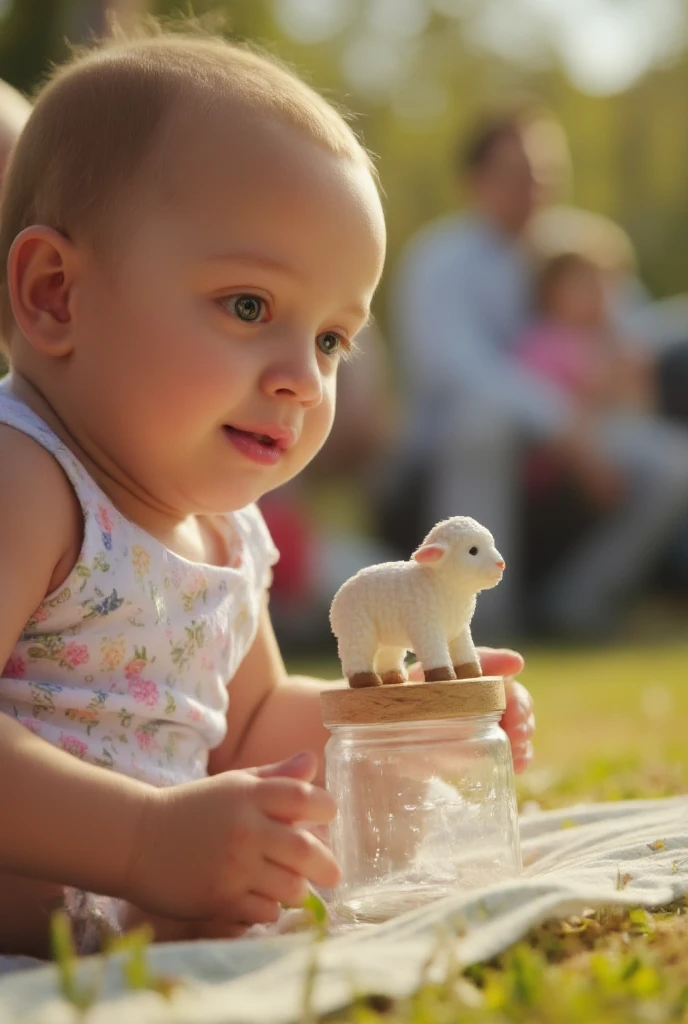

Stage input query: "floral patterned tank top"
[{"left": 0, "top": 380, "right": 279, "bottom": 786}]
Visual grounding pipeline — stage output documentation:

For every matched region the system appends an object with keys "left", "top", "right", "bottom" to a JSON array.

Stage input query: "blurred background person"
[
  {"left": 517, "top": 252, "right": 655, "bottom": 425},
  {"left": 524, "top": 111, "right": 688, "bottom": 431},
  {"left": 386, "top": 112, "right": 688, "bottom": 641}
]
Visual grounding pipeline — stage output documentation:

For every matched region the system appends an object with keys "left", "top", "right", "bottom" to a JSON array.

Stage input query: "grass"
[{"left": 294, "top": 642, "right": 688, "bottom": 1023}]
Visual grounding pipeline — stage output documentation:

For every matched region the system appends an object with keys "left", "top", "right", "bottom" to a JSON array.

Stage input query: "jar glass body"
[{"left": 326, "top": 713, "right": 521, "bottom": 924}]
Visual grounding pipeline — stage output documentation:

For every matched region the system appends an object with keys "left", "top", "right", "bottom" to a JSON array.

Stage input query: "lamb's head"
[{"left": 411, "top": 516, "right": 505, "bottom": 592}]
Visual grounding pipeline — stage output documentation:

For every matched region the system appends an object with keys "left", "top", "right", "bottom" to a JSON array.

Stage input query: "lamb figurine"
[{"left": 330, "top": 517, "right": 505, "bottom": 689}]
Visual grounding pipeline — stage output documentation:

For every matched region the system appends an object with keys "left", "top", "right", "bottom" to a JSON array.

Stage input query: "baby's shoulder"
[
  {"left": 0, "top": 423, "right": 76, "bottom": 497},
  {"left": 0, "top": 424, "right": 81, "bottom": 565}
]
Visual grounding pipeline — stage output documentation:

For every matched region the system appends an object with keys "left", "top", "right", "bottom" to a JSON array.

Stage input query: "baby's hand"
[
  {"left": 125, "top": 750, "right": 340, "bottom": 929},
  {"left": 408, "top": 647, "right": 535, "bottom": 773},
  {"left": 478, "top": 647, "right": 534, "bottom": 774}
]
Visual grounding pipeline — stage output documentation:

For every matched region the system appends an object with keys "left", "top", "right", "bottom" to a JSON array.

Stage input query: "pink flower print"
[
  {"left": 128, "top": 677, "right": 159, "bottom": 708},
  {"left": 96, "top": 506, "right": 113, "bottom": 534},
  {"left": 135, "top": 729, "right": 152, "bottom": 751},
  {"left": 60, "top": 734, "right": 88, "bottom": 759},
  {"left": 187, "top": 704, "right": 203, "bottom": 723},
  {"left": 31, "top": 605, "right": 49, "bottom": 623},
  {"left": 135, "top": 727, "right": 159, "bottom": 752},
  {"left": 62, "top": 642, "right": 89, "bottom": 669},
  {"left": 96, "top": 505, "right": 114, "bottom": 551},
  {"left": 2, "top": 654, "right": 26, "bottom": 679},
  {"left": 125, "top": 658, "right": 147, "bottom": 682}
]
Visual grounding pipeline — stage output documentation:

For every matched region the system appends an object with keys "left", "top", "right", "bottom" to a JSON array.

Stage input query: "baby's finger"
[
  {"left": 511, "top": 740, "right": 534, "bottom": 774},
  {"left": 504, "top": 709, "right": 536, "bottom": 742},
  {"left": 266, "top": 823, "right": 341, "bottom": 889},
  {"left": 258, "top": 777, "right": 337, "bottom": 825},
  {"left": 477, "top": 647, "right": 525, "bottom": 677},
  {"left": 252, "top": 750, "right": 318, "bottom": 783},
  {"left": 500, "top": 679, "right": 534, "bottom": 731},
  {"left": 255, "top": 861, "right": 309, "bottom": 908}
]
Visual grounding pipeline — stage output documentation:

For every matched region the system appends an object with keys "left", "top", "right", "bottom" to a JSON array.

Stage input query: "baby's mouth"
[
  {"left": 223, "top": 424, "right": 288, "bottom": 465},
  {"left": 225, "top": 426, "right": 277, "bottom": 447},
  {"left": 224, "top": 425, "right": 278, "bottom": 448}
]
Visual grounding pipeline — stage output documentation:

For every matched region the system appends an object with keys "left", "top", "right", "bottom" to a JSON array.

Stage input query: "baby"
[{"left": 0, "top": 27, "right": 534, "bottom": 957}]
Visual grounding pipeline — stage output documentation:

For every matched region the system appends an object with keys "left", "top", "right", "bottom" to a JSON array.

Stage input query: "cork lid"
[{"left": 320, "top": 676, "right": 505, "bottom": 727}]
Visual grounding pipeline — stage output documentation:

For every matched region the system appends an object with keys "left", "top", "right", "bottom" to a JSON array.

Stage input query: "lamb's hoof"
[
  {"left": 453, "top": 661, "right": 482, "bottom": 680},
  {"left": 349, "top": 671, "right": 383, "bottom": 689},
  {"left": 380, "top": 670, "right": 406, "bottom": 686},
  {"left": 424, "top": 665, "right": 456, "bottom": 682}
]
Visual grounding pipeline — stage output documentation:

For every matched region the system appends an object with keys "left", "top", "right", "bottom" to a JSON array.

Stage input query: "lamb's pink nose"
[{"left": 496, "top": 559, "right": 506, "bottom": 570}]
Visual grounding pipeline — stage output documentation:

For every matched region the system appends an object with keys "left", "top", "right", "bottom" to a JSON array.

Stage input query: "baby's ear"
[
  {"left": 412, "top": 543, "right": 447, "bottom": 565},
  {"left": 7, "top": 225, "right": 78, "bottom": 357}
]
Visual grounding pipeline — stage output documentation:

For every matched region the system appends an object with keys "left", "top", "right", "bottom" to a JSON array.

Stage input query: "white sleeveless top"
[{"left": 0, "top": 379, "right": 279, "bottom": 786}]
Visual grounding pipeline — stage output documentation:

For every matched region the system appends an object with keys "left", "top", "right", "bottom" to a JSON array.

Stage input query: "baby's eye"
[
  {"left": 317, "top": 331, "right": 343, "bottom": 357},
  {"left": 469, "top": 546, "right": 479, "bottom": 556},
  {"left": 224, "top": 294, "right": 266, "bottom": 323}
]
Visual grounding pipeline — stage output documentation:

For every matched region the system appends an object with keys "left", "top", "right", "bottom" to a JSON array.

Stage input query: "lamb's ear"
[{"left": 412, "top": 543, "right": 447, "bottom": 565}]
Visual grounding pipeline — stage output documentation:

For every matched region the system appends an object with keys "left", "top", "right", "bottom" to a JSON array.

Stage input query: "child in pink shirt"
[
  {"left": 518, "top": 252, "right": 652, "bottom": 412},
  {"left": 518, "top": 253, "right": 654, "bottom": 503}
]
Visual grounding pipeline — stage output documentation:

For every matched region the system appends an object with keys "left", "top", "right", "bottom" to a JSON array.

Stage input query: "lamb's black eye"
[{"left": 469, "top": 546, "right": 479, "bottom": 556}]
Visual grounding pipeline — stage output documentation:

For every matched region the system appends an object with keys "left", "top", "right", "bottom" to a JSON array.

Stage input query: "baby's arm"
[
  {"left": 0, "top": 429, "right": 157, "bottom": 948},
  {"left": 208, "top": 602, "right": 331, "bottom": 785}
]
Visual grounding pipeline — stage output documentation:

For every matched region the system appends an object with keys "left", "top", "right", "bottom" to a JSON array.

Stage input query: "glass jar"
[{"left": 321, "top": 677, "right": 521, "bottom": 925}]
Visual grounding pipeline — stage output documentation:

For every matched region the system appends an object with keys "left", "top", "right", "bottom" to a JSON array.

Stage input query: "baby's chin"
[
  {"left": 173, "top": 476, "right": 281, "bottom": 516},
  {"left": 166, "top": 446, "right": 312, "bottom": 515}
]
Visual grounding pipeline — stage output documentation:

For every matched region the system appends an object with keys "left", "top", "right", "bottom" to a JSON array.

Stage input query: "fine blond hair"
[{"left": 0, "top": 27, "right": 373, "bottom": 343}]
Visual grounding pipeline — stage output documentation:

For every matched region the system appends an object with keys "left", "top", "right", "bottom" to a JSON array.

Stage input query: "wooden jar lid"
[{"left": 320, "top": 676, "right": 505, "bottom": 727}]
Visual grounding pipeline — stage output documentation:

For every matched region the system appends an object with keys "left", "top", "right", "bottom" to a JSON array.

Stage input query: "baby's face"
[{"left": 69, "top": 109, "right": 385, "bottom": 515}]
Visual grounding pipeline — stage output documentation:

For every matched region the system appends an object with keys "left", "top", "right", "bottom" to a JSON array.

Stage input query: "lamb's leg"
[
  {"left": 337, "top": 622, "right": 382, "bottom": 688},
  {"left": 374, "top": 646, "right": 408, "bottom": 685},
  {"left": 408, "top": 628, "right": 455, "bottom": 682},
  {"left": 449, "top": 629, "right": 482, "bottom": 679}
]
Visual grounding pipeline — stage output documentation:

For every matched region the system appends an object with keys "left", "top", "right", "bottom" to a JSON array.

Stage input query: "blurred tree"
[{"left": 0, "top": 0, "right": 66, "bottom": 93}]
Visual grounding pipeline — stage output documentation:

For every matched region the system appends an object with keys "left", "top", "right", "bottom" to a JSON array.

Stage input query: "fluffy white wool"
[{"left": 330, "top": 516, "right": 504, "bottom": 678}]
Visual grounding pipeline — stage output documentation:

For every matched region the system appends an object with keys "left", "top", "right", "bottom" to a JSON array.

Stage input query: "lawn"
[{"left": 292, "top": 643, "right": 688, "bottom": 1024}]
